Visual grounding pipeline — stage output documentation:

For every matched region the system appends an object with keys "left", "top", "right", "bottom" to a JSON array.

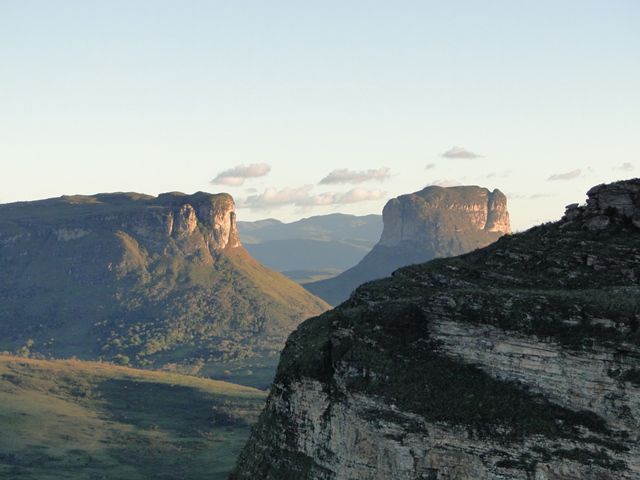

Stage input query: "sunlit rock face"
[
  {"left": 378, "top": 185, "right": 511, "bottom": 247},
  {"left": 232, "top": 179, "right": 640, "bottom": 480},
  {"left": 306, "top": 185, "right": 511, "bottom": 305},
  {"left": 157, "top": 191, "right": 241, "bottom": 252}
]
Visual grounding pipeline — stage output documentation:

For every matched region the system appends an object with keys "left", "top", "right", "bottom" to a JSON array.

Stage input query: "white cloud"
[
  {"left": 506, "top": 192, "right": 552, "bottom": 200},
  {"left": 240, "top": 186, "right": 386, "bottom": 209},
  {"left": 211, "top": 163, "right": 271, "bottom": 186},
  {"left": 319, "top": 167, "right": 390, "bottom": 185},
  {"left": 334, "top": 188, "right": 386, "bottom": 204},
  {"left": 615, "top": 162, "right": 634, "bottom": 172},
  {"left": 486, "top": 169, "right": 512, "bottom": 179},
  {"left": 441, "top": 146, "right": 482, "bottom": 159},
  {"left": 429, "top": 179, "right": 462, "bottom": 187},
  {"left": 242, "top": 185, "right": 314, "bottom": 208},
  {"left": 425, "top": 163, "right": 436, "bottom": 170},
  {"left": 547, "top": 169, "right": 581, "bottom": 181}
]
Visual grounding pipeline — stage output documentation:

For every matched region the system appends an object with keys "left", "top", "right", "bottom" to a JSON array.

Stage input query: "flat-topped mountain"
[
  {"left": 0, "top": 192, "right": 328, "bottom": 375},
  {"left": 305, "top": 185, "right": 511, "bottom": 305},
  {"left": 232, "top": 179, "right": 640, "bottom": 479}
]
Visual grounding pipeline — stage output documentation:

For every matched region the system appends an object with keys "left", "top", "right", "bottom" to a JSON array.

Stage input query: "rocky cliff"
[
  {"left": 0, "top": 192, "right": 328, "bottom": 371},
  {"left": 305, "top": 185, "right": 511, "bottom": 305},
  {"left": 232, "top": 179, "right": 640, "bottom": 479}
]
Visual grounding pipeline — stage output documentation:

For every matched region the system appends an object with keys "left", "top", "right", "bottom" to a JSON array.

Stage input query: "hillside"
[
  {"left": 0, "top": 355, "right": 266, "bottom": 479},
  {"left": 238, "top": 213, "right": 382, "bottom": 283},
  {"left": 0, "top": 192, "right": 328, "bottom": 381},
  {"left": 305, "top": 185, "right": 511, "bottom": 305},
  {"left": 232, "top": 179, "right": 640, "bottom": 479}
]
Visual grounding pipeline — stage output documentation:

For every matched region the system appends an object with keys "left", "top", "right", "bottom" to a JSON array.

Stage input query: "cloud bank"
[
  {"left": 211, "top": 163, "right": 271, "bottom": 186},
  {"left": 547, "top": 169, "right": 581, "bottom": 181},
  {"left": 319, "top": 167, "right": 390, "bottom": 185},
  {"left": 241, "top": 186, "right": 386, "bottom": 210},
  {"left": 615, "top": 162, "right": 634, "bottom": 172},
  {"left": 441, "top": 146, "right": 482, "bottom": 159},
  {"left": 486, "top": 169, "right": 512, "bottom": 179},
  {"left": 429, "top": 179, "right": 463, "bottom": 187}
]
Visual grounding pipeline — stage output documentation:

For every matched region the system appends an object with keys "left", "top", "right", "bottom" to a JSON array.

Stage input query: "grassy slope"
[{"left": 0, "top": 355, "right": 266, "bottom": 480}]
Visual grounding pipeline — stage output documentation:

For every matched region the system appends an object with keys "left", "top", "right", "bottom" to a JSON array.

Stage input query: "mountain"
[
  {"left": 238, "top": 214, "right": 382, "bottom": 283},
  {"left": 305, "top": 185, "right": 511, "bottom": 305},
  {"left": 232, "top": 179, "right": 640, "bottom": 479},
  {"left": 0, "top": 354, "right": 265, "bottom": 479},
  {"left": 0, "top": 192, "right": 328, "bottom": 379}
]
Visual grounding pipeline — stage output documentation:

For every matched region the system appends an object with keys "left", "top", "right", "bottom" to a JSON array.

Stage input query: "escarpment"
[
  {"left": 232, "top": 179, "right": 640, "bottom": 480},
  {"left": 0, "top": 192, "right": 328, "bottom": 367},
  {"left": 306, "top": 185, "right": 511, "bottom": 305}
]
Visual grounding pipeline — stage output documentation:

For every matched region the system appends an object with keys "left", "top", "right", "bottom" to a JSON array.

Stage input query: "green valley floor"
[{"left": 0, "top": 355, "right": 266, "bottom": 479}]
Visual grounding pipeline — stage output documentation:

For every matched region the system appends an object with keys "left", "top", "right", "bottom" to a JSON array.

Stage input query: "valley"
[{"left": 0, "top": 355, "right": 265, "bottom": 480}]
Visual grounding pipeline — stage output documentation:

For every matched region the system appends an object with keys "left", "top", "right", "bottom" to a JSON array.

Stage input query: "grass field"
[{"left": 0, "top": 355, "right": 266, "bottom": 479}]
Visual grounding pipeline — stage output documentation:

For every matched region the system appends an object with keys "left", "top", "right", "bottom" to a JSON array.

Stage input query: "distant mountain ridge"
[
  {"left": 0, "top": 192, "right": 328, "bottom": 372},
  {"left": 238, "top": 213, "right": 382, "bottom": 283},
  {"left": 305, "top": 185, "right": 511, "bottom": 305}
]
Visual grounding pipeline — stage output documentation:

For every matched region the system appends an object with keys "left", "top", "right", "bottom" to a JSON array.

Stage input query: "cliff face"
[
  {"left": 232, "top": 179, "right": 640, "bottom": 480},
  {"left": 306, "top": 185, "right": 511, "bottom": 305},
  {"left": 0, "top": 192, "right": 328, "bottom": 368},
  {"left": 160, "top": 192, "right": 241, "bottom": 250},
  {"left": 378, "top": 186, "right": 510, "bottom": 247}
]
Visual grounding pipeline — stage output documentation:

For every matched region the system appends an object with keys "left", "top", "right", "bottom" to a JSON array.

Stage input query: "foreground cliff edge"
[{"left": 231, "top": 179, "right": 640, "bottom": 480}]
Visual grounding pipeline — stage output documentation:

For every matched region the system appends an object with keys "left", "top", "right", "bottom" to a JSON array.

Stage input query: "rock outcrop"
[
  {"left": 232, "top": 179, "right": 640, "bottom": 479},
  {"left": 305, "top": 185, "right": 511, "bottom": 305},
  {"left": 0, "top": 192, "right": 328, "bottom": 369}
]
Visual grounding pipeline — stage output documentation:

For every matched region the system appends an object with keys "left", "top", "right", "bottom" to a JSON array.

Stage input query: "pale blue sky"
[{"left": 1, "top": 1, "right": 639, "bottom": 230}]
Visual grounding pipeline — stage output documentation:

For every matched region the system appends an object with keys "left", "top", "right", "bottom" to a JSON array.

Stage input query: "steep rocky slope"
[
  {"left": 232, "top": 179, "right": 640, "bottom": 479},
  {"left": 305, "top": 185, "right": 511, "bottom": 305},
  {"left": 0, "top": 192, "right": 328, "bottom": 369}
]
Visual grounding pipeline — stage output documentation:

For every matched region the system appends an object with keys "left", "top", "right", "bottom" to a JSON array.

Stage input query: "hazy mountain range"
[{"left": 238, "top": 213, "right": 382, "bottom": 283}]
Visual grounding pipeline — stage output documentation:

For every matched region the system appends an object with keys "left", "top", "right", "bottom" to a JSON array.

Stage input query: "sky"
[{"left": 1, "top": 1, "right": 639, "bottom": 231}]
